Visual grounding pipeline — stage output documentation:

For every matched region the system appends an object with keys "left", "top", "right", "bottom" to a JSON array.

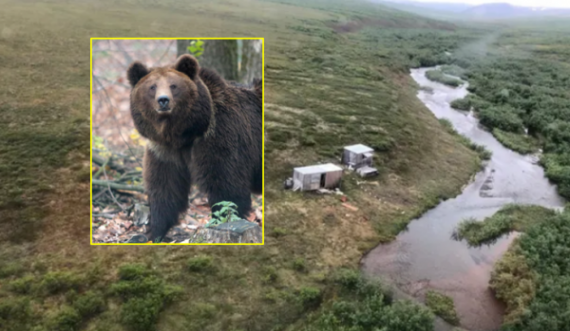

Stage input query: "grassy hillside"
[{"left": 0, "top": 0, "right": 484, "bottom": 330}]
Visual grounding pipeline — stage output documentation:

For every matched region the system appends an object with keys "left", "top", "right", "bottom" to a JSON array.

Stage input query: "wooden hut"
[{"left": 292, "top": 163, "right": 343, "bottom": 191}]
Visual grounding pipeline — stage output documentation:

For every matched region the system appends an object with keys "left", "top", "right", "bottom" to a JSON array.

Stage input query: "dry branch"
[{"left": 92, "top": 180, "right": 144, "bottom": 192}]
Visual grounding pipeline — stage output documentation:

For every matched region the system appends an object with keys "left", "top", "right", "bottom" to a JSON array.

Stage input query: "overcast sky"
[{"left": 411, "top": 0, "right": 570, "bottom": 8}]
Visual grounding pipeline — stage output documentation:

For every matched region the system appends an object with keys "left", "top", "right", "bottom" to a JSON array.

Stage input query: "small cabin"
[
  {"left": 292, "top": 163, "right": 343, "bottom": 191},
  {"left": 342, "top": 144, "right": 374, "bottom": 169}
]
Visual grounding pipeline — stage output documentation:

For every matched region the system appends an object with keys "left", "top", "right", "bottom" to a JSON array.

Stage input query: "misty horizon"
[{"left": 396, "top": 0, "right": 570, "bottom": 9}]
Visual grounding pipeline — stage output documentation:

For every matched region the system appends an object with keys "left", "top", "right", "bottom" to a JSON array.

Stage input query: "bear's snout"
[{"left": 157, "top": 95, "right": 170, "bottom": 111}]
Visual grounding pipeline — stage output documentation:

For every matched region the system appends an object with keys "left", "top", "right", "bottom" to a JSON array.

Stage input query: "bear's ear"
[
  {"left": 174, "top": 54, "right": 199, "bottom": 80},
  {"left": 127, "top": 61, "right": 149, "bottom": 87}
]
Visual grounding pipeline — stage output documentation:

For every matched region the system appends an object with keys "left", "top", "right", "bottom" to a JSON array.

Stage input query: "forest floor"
[{"left": 0, "top": 0, "right": 487, "bottom": 330}]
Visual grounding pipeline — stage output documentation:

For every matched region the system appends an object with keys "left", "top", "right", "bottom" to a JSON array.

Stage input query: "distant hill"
[
  {"left": 376, "top": 0, "right": 570, "bottom": 20},
  {"left": 387, "top": 0, "right": 471, "bottom": 12},
  {"left": 462, "top": 3, "right": 532, "bottom": 19},
  {"left": 463, "top": 2, "right": 570, "bottom": 19},
  {"left": 373, "top": 0, "right": 471, "bottom": 20}
]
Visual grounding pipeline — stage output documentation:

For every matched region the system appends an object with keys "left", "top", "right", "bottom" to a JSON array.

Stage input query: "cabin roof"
[
  {"left": 344, "top": 144, "right": 374, "bottom": 154},
  {"left": 294, "top": 163, "right": 343, "bottom": 175}
]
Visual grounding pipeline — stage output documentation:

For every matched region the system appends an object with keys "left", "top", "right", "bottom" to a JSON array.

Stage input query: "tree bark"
[
  {"left": 176, "top": 40, "right": 191, "bottom": 57},
  {"left": 200, "top": 40, "right": 239, "bottom": 81},
  {"left": 239, "top": 40, "right": 263, "bottom": 84}
]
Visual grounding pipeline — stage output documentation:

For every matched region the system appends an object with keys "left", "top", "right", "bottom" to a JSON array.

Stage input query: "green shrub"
[
  {"left": 8, "top": 274, "right": 36, "bottom": 294},
  {"left": 73, "top": 290, "right": 106, "bottom": 318},
  {"left": 303, "top": 294, "right": 433, "bottom": 331},
  {"left": 111, "top": 264, "right": 183, "bottom": 331},
  {"left": 479, "top": 106, "right": 525, "bottom": 133},
  {"left": 272, "top": 227, "right": 288, "bottom": 237},
  {"left": 425, "top": 69, "right": 462, "bottom": 87},
  {"left": 497, "top": 212, "right": 570, "bottom": 330},
  {"left": 0, "top": 262, "right": 25, "bottom": 278},
  {"left": 298, "top": 287, "right": 322, "bottom": 308},
  {"left": 117, "top": 263, "right": 152, "bottom": 281},
  {"left": 493, "top": 128, "right": 538, "bottom": 154},
  {"left": 187, "top": 255, "right": 213, "bottom": 272},
  {"left": 262, "top": 266, "right": 279, "bottom": 283},
  {"left": 40, "top": 271, "right": 82, "bottom": 295},
  {"left": 193, "top": 302, "right": 217, "bottom": 319},
  {"left": 292, "top": 258, "right": 306, "bottom": 272},
  {"left": 0, "top": 297, "right": 32, "bottom": 326},
  {"left": 333, "top": 268, "right": 361, "bottom": 289},
  {"left": 440, "top": 64, "right": 465, "bottom": 77},
  {"left": 120, "top": 296, "right": 162, "bottom": 331},
  {"left": 489, "top": 245, "right": 536, "bottom": 325},
  {"left": 450, "top": 97, "right": 471, "bottom": 110},
  {"left": 46, "top": 306, "right": 81, "bottom": 331},
  {"left": 453, "top": 215, "right": 514, "bottom": 246},
  {"left": 424, "top": 290, "right": 459, "bottom": 325}
]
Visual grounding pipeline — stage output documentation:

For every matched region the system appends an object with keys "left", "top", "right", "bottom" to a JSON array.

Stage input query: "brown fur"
[{"left": 127, "top": 55, "right": 262, "bottom": 242}]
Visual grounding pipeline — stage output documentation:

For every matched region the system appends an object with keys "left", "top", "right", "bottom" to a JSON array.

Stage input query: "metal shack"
[
  {"left": 342, "top": 144, "right": 374, "bottom": 169},
  {"left": 292, "top": 163, "right": 343, "bottom": 191}
]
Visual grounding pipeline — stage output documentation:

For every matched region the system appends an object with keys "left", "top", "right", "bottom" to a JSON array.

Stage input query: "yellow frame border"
[{"left": 90, "top": 37, "right": 265, "bottom": 246}]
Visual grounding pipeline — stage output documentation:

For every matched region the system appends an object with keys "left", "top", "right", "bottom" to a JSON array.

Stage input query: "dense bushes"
[
  {"left": 478, "top": 106, "right": 525, "bottom": 134},
  {"left": 425, "top": 69, "right": 462, "bottom": 87},
  {"left": 493, "top": 129, "right": 538, "bottom": 155},
  {"left": 453, "top": 204, "right": 556, "bottom": 246},
  {"left": 111, "top": 264, "right": 183, "bottom": 331},
  {"left": 302, "top": 269, "right": 434, "bottom": 331},
  {"left": 490, "top": 244, "right": 537, "bottom": 325},
  {"left": 468, "top": 205, "right": 570, "bottom": 330},
  {"left": 450, "top": 97, "right": 471, "bottom": 110},
  {"left": 501, "top": 212, "right": 570, "bottom": 330},
  {"left": 424, "top": 290, "right": 459, "bottom": 325},
  {"left": 448, "top": 31, "right": 570, "bottom": 197}
]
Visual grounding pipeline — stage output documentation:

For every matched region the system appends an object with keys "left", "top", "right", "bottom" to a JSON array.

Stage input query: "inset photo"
[{"left": 90, "top": 38, "right": 263, "bottom": 245}]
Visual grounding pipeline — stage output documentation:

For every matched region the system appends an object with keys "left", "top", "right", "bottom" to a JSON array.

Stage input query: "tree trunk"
[
  {"left": 176, "top": 40, "right": 191, "bottom": 57},
  {"left": 200, "top": 40, "right": 239, "bottom": 81},
  {"left": 239, "top": 40, "right": 263, "bottom": 84}
]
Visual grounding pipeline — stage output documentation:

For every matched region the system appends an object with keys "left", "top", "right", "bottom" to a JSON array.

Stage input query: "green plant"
[
  {"left": 298, "top": 287, "right": 322, "bottom": 308},
  {"left": 187, "top": 255, "right": 213, "bottom": 272},
  {"left": 39, "top": 271, "right": 82, "bottom": 295},
  {"left": 120, "top": 296, "right": 162, "bottom": 331},
  {"left": 263, "top": 266, "right": 279, "bottom": 283},
  {"left": 292, "top": 258, "right": 306, "bottom": 272},
  {"left": 111, "top": 264, "right": 182, "bottom": 331},
  {"left": 424, "top": 290, "right": 459, "bottom": 325},
  {"left": 187, "top": 40, "right": 204, "bottom": 58},
  {"left": 46, "top": 306, "right": 81, "bottom": 331},
  {"left": 425, "top": 69, "right": 462, "bottom": 87},
  {"left": 206, "top": 201, "right": 241, "bottom": 228},
  {"left": 73, "top": 290, "right": 106, "bottom": 318},
  {"left": 8, "top": 274, "right": 36, "bottom": 294}
]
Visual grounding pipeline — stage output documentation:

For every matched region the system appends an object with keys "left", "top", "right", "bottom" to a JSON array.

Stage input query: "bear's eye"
[
  {"left": 170, "top": 85, "right": 177, "bottom": 89},
  {"left": 150, "top": 85, "right": 156, "bottom": 91}
]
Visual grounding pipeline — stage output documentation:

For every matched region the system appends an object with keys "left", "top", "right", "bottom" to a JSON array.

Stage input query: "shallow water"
[{"left": 361, "top": 68, "right": 565, "bottom": 331}]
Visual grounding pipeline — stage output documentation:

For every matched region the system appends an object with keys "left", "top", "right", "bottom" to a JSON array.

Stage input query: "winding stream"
[{"left": 361, "top": 68, "right": 565, "bottom": 331}]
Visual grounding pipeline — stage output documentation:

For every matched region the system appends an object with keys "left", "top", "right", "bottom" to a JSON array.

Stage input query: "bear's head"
[{"left": 127, "top": 55, "right": 214, "bottom": 147}]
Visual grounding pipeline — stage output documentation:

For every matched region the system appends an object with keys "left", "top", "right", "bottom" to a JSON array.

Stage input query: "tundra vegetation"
[
  {"left": 455, "top": 205, "right": 570, "bottom": 330},
  {"left": 1, "top": 0, "right": 569, "bottom": 330},
  {"left": 444, "top": 22, "right": 570, "bottom": 199}
]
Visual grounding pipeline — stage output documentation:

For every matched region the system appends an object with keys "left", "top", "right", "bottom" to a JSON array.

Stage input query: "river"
[{"left": 361, "top": 67, "right": 565, "bottom": 331}]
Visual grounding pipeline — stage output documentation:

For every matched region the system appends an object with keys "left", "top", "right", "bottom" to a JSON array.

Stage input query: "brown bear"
[{"left": 126, "top": 54, "right": 262, "bottom": 242}]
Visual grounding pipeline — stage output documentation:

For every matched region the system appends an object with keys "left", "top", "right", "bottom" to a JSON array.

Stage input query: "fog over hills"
[{"left": 378, "top": 0, "right": 570, "bottom": 18}]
